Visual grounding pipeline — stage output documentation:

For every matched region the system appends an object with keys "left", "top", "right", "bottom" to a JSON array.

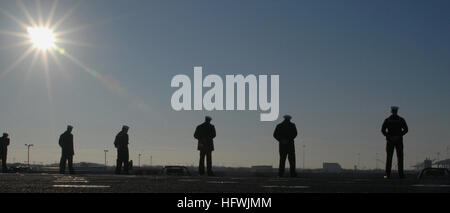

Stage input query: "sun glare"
[
  {"left": 0, "top": 0, "right": 148, "bottom": 125},
  {"left": 27, "top": 26, "right": 55, "bottom": 50}
]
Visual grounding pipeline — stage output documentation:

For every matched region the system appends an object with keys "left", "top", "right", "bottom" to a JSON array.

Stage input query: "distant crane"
[
  {"left": 103, "top": 149, "right": 108, "bottom": 168},
  {"left": 302, "top": 144, "right": 306, "bottom": 169},
  {"left": 138, "top": 153, "right": 142, "bottom": 168},
  {"left": 24, "top": 144, "right": 33, "bottom": 167}
]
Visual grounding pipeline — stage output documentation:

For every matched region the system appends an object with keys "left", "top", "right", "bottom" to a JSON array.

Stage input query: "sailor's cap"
[
  {"left": 390, "top": 106, "right": 399, "bottom": 111},
  {"left": 283, "top": 115, "right": 292, "bottom": 120}
]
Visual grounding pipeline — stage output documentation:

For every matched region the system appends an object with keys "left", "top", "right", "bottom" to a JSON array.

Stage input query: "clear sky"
[{"left": 0, "top": 0, "right": 449, "bottom": 169}]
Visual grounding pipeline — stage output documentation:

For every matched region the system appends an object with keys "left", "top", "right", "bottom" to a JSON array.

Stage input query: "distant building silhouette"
[
  {"left": 323, "top": 162, "right": 342, "bottom": 173},
  {"left": 251, "top": 165, "right": 273, "bottom": 173},
  {"left": 435, "top": 159, "right": 450, "bottom": 169},
  {"left": 59, "top": 125, "right": 75, "bottom": 174},
  {"left": 273, "top": 115, "right": 298, "bottom": 177},
  {"left": 194, "top": 116, "right": 216, "bottom": 176},
  {"left": 114, "top": 125, "right": 130, "bottom": 174},
  {"left": 0, "top": 133, "right": 10, "bottom": 173},
  {"left": 424, "top": 158, "right": 433, "bottom": 169},
  {"left": 381, "top": 106, "right": 408, "bottom": 179}
]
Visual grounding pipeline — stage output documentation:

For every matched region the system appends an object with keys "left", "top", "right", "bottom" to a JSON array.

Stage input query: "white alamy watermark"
[{"left": 171, "top": 66, "right": 279, "bottom": 121}]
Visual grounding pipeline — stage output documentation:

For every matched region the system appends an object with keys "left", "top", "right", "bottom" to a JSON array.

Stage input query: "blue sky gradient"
[{"left": 0, "top": 0, "right": 449, "bottom": 168}]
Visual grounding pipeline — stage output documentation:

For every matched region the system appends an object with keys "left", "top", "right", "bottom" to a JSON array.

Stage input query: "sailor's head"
[
  {"left": 67, "top": 125, "right": 73, "bottom": 132},
  {"left": 390, "top": 106, "right": 399, "bottom": 115},
  {"left": 2, "top": 133, "right": 8, "bottom": 137},
  {"left": 122, "top": 125, "right": 129, "bottom": 132},
  {"left": 283, "top": 114, "right": 292, "bottom": 121},
  {"left": 205, "top": 116, "right": 212, "bottom": 123}
]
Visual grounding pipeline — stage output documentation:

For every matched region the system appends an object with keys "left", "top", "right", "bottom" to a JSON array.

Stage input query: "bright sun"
[{"left": 27, "top": 26, "right": 55, "bottom": 50}]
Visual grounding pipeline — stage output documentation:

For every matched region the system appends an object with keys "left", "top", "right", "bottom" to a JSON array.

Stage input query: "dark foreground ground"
[{"left": 0, "top": 172, "right": 449, "bottom": 193}]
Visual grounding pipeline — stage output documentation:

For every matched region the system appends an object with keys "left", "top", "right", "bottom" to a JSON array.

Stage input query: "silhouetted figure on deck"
[
  {"left": 194, "top": 116, "right": 216, "bottom": 176},
  {"left": 0, "top": 133, "right": 10, "bottom": 173},
  {"left": 59, "top": 125, "right": 75, "bottom": 174},
  {"left": 381, "top": 106, "right": 408, "bottom": 179},
  {"left": 115, "top": 125, "right": 130, "bottom": 174},
  {"left": 274, "top": 115, "right": 298, "bottom": 177}
]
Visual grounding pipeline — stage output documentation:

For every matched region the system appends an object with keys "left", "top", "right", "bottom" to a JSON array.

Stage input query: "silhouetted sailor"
[
  {"left": 194, "top": 116, "right": 216, "bottom": 176},
  {"left": 0, "top": 133, "right": 10, "bottom": 173},
  {"left": 274, "top": 115, "right": 298, "bottom": 177},
  {"left": 59, "top": 125, "right": 75, "bottom": 174},
  {"left": 114, "top": 125, "right": 130, "bottom": 174},
  {"left": 381, "top": 106, "right": 408, "bottom": 179}
]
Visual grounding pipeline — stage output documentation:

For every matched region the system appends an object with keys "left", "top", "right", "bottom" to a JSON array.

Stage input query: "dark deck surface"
[{"left": 0, "top": 172, "right": 449, "bottom": 193}]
